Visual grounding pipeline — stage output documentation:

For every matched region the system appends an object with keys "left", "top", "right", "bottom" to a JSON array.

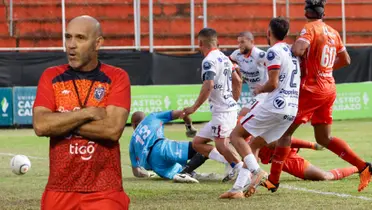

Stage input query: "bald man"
[
  {"left": 129, "top": 110, "right": 206, "bottom": 183},
  {"left": 33, "top": 15, "right": 131, "bottom": 210}
]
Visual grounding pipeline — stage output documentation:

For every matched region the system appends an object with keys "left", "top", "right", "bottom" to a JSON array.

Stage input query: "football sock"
[
  {"left": 233, "top": 167, "right": 251, "bottom": 190},
  {"left": 181, "top": 153, "right": 208, "bottom": 174},
  {"left": 329, "top": 166, "right": 359, "bottom": 180},
  {"left": 327, "top": 137, "right": 367, "bottom": 171},
  {"left": 243, "top": 154, "right": 260, "bottom": 174},
  {"left": 268, "top": 146, "right": 291, "bottom": 184},
  {"left": 208, "top": 148, "right": 228, "bottom": 164},
  {"left": 187, "top": 142, "right": 197, "bottom": 159}
]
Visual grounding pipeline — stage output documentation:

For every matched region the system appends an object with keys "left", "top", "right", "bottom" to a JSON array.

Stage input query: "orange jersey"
[
  {"left": 297, "top": 20, "right": 346, "bottom": 94},
  {"left": 34, "top": 63, "right": 131, "bottom": 192}
]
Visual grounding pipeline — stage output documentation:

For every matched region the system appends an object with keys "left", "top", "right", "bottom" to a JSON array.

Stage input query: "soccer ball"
[{"left": 10, "top": 155, "right": 31, "bottom": 175}]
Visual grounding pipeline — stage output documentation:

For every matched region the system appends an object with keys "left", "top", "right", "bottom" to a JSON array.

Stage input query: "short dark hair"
[
  {"left": 305, "top": 0, "right": 326, "bottom": 19},
  {"left": 198, "top": 28, "right": 218, "bottom": 47},
  {"left": 269, "top": 17, "right": 289, "bottom": 41},
  {"left": 198, "top": 27, "right": 217, "bottom": 39},
  {"left": 238, "top": 31, "right": 254, "bottom": 40}
]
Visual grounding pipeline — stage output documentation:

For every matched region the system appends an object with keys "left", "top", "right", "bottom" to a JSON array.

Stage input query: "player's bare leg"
[
  {"left": 192, "top": 136, "right": 235, "bottom": 167},
  {"left": 223, "top": 142, "right": 245, "bottom": 182},
  {"left": 219, "top": 124, "right": 268, "bottom": 199},
  {"left": 239, "top": 107, "right": 250, "bottom": 118},
  {"left": 192, "top": 136, "right": 215, "bottom": 158},
  {"left": 263, "top": 123, "right": 301, "bottom": 192},
  {"left": 215, "top": 137, "right": 243, "bottom": 182},
  {"left": 248, "top": 136, "right": 268, "bottom": 160},
  {"left": 291, "top": 138, "right": 324, "bottom": 150},
  {"left": 304, "top": 164, "right": 358, "bottom": 181},
  {"left": 313, "top": 124, "right": 371, "bottom": 191},
  {"left": 215, "top": 137, "right": 242, "bottom": 165}
]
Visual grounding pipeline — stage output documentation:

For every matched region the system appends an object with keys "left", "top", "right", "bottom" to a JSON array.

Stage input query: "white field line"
[
  {"left": 281, "top": 184, "right": 372, "bottom": 201},
  {"left": 0, "top": 152, "right": 371, "bottom": 201}
]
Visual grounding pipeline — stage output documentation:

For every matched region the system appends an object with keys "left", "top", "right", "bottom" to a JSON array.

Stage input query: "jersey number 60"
[{"left": 321, "top": 44, "right": 337, "bottom": 68}]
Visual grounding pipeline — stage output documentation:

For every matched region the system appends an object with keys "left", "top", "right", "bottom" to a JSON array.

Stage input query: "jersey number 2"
[
  {"left": 290, "top": 59, "right": 299, "bottom": 88},
  {"left": 224, "top": 68, "right": 232, "bottom": 91},
  {"left": 321, "top": 44, "right": 337, "bottom": 68}
]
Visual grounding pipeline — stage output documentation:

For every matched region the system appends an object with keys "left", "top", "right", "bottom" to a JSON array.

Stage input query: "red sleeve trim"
[{"left": 268, "top": 65, "right": 281, "bottom": 71}]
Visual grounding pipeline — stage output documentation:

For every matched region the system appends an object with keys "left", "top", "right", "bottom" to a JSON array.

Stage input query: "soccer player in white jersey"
[
  {"left": 229, "top": 31, "right": 267, "bottom": 118},
  {"left": 182, "top": 28, "right": 244, "bottom": 180},
  {"left": 219, "top": 17, "right": 301, "bottom": 199}
]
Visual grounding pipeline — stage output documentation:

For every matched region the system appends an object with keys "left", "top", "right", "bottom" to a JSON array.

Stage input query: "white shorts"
[
  {"left": 243, "top": 93, "right": 268, "bottom": 110},
  {"left": 197, "top": 111, "right": 238, "bottom": 140},
  {"left": 240, "top": 105, "right": 294, "bottom": 144}
]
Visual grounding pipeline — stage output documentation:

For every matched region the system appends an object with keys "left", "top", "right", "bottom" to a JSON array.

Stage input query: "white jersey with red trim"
[
  {"left": 261, "top": 42, "right": 301, "bottom": 116},
  {"left": 201, "top": 49, "right": 239, "bottom": 113},
  {"left": 229, "top": 46, "right": 267, "bottom": 95}
]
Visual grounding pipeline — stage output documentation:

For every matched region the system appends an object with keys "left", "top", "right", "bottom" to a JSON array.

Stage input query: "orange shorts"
[
  {"left": 282, "top": 149, "right": 311, "bottom": 180},
  {"left": 294, "top": 88, "right": 336, "bottom": 125},
  {"left": 41, "top": 190, "right": 130, "bottom": 210}
]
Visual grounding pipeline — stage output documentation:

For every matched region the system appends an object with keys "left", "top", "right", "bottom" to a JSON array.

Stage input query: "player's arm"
[
  {"left": 333, "top": 48, "right": 351, "bottom": 70},
  {"left": 255, "top": 69, "right": 280, "bottom": 94},
  {"left": 184, "top": 60, "right": 215, "bottom": 115},
  {"left": 170, "top": 110, "right": 197, "bottom": 137},
  {"left": 254, "top": 50, "right": 280, "bottom": 95},
  {"left": 191, "top": 77, "right": 213, "bottom": 112},
  {"left": 75, "top": 105, "right": 129, "bottom": 141},
  {"left": 129, "top": 141, "right": 155, "bottom": 178},
  {"left": 184, "top": 72, "right": 214, "bottom": 115},
  {"left": 32, "top": 69, "right": 101, "bottom": 137},
  {"left": 33, "top": 107, "right": 100, "bottom": 137},
  {"left": 229, "top": 50, "right": 238, "bottom": 64},
  {"left": 229, "top": 50, "right": 242, "bottom": 77},
  {"left": 292, "top": 26, "right": 313, "bottom": 57},
  {"left": 231, "top": 69, "right": 242, "bottom": 101},
  {"left": 132, "top": 167, "right": 155, "bottom": 178},
  {"left": 75, "top": 70, "right": 131, "bottom": 142},
  {"left": 171, "top": 110, "right": 192, "bottom": 124},
  {"left": 292, "top": 39, "right": 309, "bottom": 57}
]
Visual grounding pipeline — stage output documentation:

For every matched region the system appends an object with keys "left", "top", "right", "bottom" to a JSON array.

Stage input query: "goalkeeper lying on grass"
[{"left": 129, "top": 110, "right": 221, "bottom": 183}]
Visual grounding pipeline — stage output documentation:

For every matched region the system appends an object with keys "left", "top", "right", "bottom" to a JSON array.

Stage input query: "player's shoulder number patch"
[
  {"left": 266, "top": 50, "right": 276, "bottom": 61},
  {"left": 203, "top": 61, "right": 212, "bottom": 70},
  {"left": 259, "top": 52, "right": 265, "bottom": 58}
]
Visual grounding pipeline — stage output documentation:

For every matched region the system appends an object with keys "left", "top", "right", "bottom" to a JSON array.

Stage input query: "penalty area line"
[{"left": 282, "top": 184, "right": 372, "bottom": 201}]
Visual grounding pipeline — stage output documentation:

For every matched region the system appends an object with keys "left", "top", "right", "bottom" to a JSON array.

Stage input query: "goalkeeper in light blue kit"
[{"left": 129, "top": 110, "right": 210, "bottom": 183}]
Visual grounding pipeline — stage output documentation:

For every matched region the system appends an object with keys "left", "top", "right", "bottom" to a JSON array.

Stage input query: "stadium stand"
[{"left": 0, "top": 0, "right": 372, "bottom": 49}]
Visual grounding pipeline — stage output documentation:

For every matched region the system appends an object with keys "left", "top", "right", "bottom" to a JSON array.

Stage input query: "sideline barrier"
[
  {"left": 0, "top": 88, "right": 13, "bottom": 126},
  {"left": 0, "top": 82, "right": 371, "bottom": 126}
]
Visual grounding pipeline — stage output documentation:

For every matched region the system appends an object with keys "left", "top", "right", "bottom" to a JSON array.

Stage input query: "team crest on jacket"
[{"left": 94, "top": 86, "right": 105, "bottom": 101}]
